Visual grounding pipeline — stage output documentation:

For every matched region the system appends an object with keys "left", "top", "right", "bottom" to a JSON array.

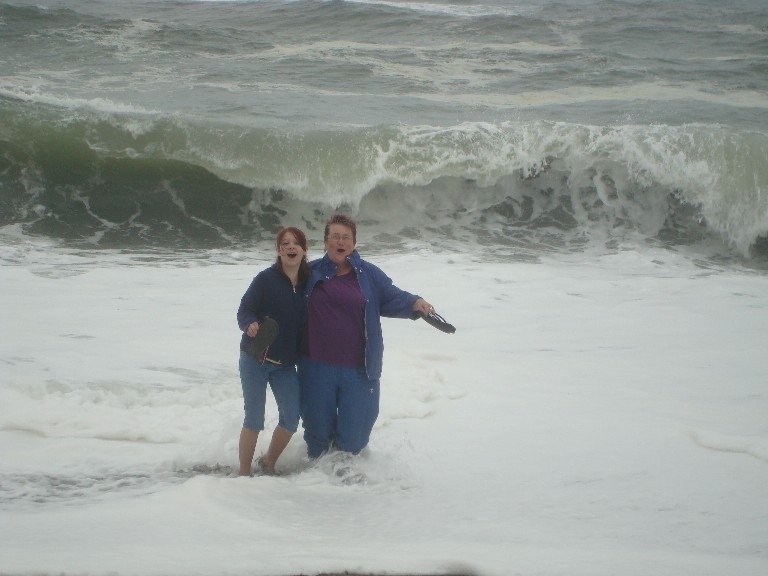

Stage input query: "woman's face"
[
  {"left": 278, "top": 231, "right": 306, "bottom": 265},
  {"left": 324, "top": 223, "right": 355, "bottom": 266}
]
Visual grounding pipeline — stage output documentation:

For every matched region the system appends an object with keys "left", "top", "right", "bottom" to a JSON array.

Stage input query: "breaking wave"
[{"left": 1, "top": 96, "right": 767, "bottom": 257}]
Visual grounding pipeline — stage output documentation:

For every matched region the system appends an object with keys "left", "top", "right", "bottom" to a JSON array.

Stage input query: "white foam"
[
  {"left": 338, "top": 0, "right": 531, "bottom": 18},
  {"left": 0, "top": 83, "right": 160, "bottom": 115},
  {"left": 2, "top": 245, "right": 767, "bottom": 575}
]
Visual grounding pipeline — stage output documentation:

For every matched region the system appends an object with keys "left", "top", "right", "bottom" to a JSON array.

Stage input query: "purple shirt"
[{"left": 304, "top": 271, "right": 366, "bottom": 368}]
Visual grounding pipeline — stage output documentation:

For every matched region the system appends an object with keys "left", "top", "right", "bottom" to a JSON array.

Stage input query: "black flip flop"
[
  {"left": 421, "top": 310, "right": 456, "bottom": 334},
  {"left": 243, "top": 317, "right": 280, "bottom": 361}
]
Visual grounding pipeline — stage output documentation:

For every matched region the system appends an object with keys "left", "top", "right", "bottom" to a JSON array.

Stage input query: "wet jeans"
[
  {"left": 298, "top": 356, "right": 380, "bottom": 458},
  {"left": 239, "top": 352, "right": 300, "bottom": 432}
]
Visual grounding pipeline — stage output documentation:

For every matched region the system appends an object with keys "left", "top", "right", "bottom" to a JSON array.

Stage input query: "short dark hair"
[{"left": 324, "top": 214, "right": 357, "bottom": 243}]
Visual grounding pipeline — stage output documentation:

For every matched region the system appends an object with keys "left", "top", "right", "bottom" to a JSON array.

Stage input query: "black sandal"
[
  {"left": 243, "top": 317, "right": 280, "bottom": 362},
  {"left": 421, "top": 310, "right": 456, "bottom": 334}
]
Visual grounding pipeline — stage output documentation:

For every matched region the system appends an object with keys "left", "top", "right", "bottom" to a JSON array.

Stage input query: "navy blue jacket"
[
  {"left": 237, "top": 264, "right": 305, "bottom": 365},
  {"left": 305, "top": 250, "right": 420, "bottom": 380}
]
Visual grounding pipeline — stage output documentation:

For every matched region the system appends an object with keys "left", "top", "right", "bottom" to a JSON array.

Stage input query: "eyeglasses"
[{"left": 328, "top": 234, "right": 353, "bottom": 242}]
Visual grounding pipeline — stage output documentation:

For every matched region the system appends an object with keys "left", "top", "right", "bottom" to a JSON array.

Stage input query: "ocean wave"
[
  {"left": 1, "top": 97, "right": 766, "bottom": 257},
  {"left": 339, "top": 0, "right": 531, "bottom": 19}
]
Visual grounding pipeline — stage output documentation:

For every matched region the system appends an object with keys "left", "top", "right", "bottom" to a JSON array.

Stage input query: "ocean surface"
[
  {"left": 1, "top": 0, "right": 767, "bottom": 261},
  {"left": 3, "top": 3, "right": 768, "bottom": 575}
]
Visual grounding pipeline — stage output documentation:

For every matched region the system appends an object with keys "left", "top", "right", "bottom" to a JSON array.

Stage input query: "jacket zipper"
[{"left": 355, "top": 262, "right": 369, "bottom": 378}]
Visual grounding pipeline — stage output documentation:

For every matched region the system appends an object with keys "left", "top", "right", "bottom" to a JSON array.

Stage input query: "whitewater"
[
  {"left": 2, "top": 245, "right": 767, "bottom": 576},
  {"left": 1, "top": 0, "right": 768, "bottom": 575}
]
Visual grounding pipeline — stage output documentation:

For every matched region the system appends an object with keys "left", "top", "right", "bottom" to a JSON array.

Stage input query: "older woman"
[{"left": 299, "top": 214, "right": 433, "bottom": 459}]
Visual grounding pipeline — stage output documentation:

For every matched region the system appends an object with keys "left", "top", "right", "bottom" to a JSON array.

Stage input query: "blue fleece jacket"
[
  {"left": 237, "top": 264, "right": 305, "bottom": 365},
  {"left": 304, "top": 250, "right": 420, "bottom": 380}
]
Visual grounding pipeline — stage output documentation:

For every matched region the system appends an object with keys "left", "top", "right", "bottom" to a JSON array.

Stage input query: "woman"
[
  {"left": 299, "top": 214, "right": 433, "bottom": 459},
  {"left": 236, "top": 227, "right": 310, "bottom": 475}
]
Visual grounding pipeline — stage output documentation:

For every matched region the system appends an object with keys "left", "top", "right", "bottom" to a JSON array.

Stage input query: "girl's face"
[{"left": 278, "top": 231, "right": 306, "bottom": 265}]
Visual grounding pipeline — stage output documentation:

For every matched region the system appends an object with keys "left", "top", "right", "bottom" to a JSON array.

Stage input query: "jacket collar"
[{"left": 319, "top": 249, "right": 362, "bottom": 276}]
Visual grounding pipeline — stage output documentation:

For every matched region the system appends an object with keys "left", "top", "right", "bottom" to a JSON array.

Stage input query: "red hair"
[
  {"left": 275, "top": 227, "right": 311, "bottom": 283},
  {"left": 276, "top": 226, "right": 308, "bottom": 252}
]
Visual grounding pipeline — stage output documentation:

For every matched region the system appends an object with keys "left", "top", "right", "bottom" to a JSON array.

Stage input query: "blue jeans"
[
  {"left": 298, "top": 356, "right": 380, "bottom": 458},
  {"left": 239, "top": 352, "right": 300, "bottom": 433}
]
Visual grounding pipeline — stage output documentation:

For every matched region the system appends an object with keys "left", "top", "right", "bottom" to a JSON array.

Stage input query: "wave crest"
[{"left": 1, "top": 99, "right": 766, "bottom": 256}]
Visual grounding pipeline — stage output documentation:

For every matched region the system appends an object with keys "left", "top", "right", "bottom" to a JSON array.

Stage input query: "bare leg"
[
  {"left": 260, "top": 426, "right": 294, "bottom": 474},
  {"left": 239, "top": 427, "right": 260, "bottom": 476}
]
